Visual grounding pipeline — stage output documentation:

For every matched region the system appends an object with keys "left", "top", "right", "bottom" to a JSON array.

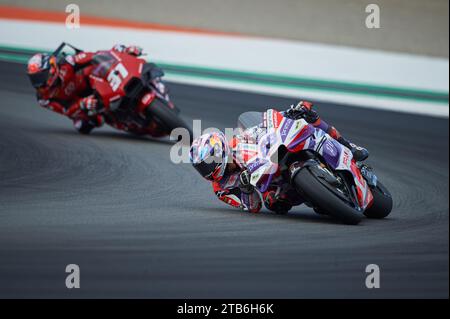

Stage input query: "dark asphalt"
[{"left": 0, "top": 61, "right": 448, "bottom": 298}]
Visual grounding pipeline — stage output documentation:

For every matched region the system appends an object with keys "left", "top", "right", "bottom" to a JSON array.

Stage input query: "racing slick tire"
[
  {"left": 293, "top": 167, "right": 362, "bottom": 225},
  {"left": 146, "top": 99, "right": 193, "bottom": 144},
  {"left": 363, "top": 182, "right": 393, "bottom": 219}
]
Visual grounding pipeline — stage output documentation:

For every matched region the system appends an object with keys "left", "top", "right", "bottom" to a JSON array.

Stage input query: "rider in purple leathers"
[{"left": 190, "top": 101, "right": 369, "bottom": 214}]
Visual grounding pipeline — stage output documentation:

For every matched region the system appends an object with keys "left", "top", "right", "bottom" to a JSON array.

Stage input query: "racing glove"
[
  {"left": 79, "top": 96, "right": 100, "bottom": 117},
  {"left": 286, "top": 101, "right": 317, "bottom": 122},
  {"left": 296, "top": 101, "right": 319, "bottom": 123},
  {"left": 113, "top": 44, "right": 143, "bottom": 56},
  {"left": 125, "top": 45, "right": 143, "bottom": 56}
]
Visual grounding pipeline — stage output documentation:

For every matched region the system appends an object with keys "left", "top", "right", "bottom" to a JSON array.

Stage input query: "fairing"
[{"left": 240, "top": 109, "right": 373, "bottom": 210}]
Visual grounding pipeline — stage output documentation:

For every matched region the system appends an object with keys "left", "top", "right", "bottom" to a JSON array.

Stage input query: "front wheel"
[
  {"left": 293, "top": 167, "right": 362, "bottom": 225},
  {"left": 364, "top": 182, "right": 393, "bottom": 219},
  {"left": 146, "top": 99, "right": 193, "bottom": 143}
]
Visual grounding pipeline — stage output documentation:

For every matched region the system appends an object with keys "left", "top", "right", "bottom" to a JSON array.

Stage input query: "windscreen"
[
  {"left": 91, "top": 52, "right": 119, "bottom": 78},
  {"left": 237, "top": 111, "right": 263, "bottom": 130}
]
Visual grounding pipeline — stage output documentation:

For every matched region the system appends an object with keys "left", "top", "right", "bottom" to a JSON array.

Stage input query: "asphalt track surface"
[{"left": 0, "top": 61, "right": 448, "bottom": 298}]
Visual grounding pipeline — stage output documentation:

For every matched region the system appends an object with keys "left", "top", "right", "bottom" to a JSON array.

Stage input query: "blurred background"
[{"left": 1, "top": 0, "right": 448, "bottom": 57}]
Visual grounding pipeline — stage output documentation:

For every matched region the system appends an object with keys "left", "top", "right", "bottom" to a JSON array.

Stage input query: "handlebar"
[{"left": 285, "top": 106, "right": 306, "bottom": 120}]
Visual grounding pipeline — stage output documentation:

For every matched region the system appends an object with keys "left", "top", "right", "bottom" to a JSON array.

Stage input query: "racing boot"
[{"left": 337, "top": 136, "right": 369, "bottom": 162}]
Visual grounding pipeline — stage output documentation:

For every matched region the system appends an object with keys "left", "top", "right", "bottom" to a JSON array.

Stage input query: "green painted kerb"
[{"left": 0, "top": 44, "right": 447, "bottom": 104}]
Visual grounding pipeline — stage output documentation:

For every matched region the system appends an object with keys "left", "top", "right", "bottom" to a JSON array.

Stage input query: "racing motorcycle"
[
  {"left": 54, "top": 43, "right": 192, "bottom": 140},
  {"left": 237, "top": 109, "right": 393, "bottom": 225}
]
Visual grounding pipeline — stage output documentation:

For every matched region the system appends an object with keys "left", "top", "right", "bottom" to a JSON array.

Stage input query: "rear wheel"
[
  {"left": 146, "top": 99, "right": 193, "bottom": 143},
  {"left": 293, "top": 166, "right": 362, "bottom": 225},
  {"left": 364, "top": 182, "right": 393, "bottom": 219}
]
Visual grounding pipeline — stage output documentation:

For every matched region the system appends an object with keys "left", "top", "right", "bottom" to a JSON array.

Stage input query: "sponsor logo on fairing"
[
  {"left": 342, "top": 149, "right": 351, "bottom": 167},
  {"left": 280, "top": 119, "right": 294, "bottom": 142},
  {"left": 324, "top": 140, "right": 337, "bottom": 157},
  {"left": 247, "top": 158, "right": 265, "bottom": 173}
]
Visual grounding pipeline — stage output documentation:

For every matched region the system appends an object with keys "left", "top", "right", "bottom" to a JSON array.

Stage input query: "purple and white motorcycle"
[{"left": 237, "top": 109, "right": 393, "bottom": 225}]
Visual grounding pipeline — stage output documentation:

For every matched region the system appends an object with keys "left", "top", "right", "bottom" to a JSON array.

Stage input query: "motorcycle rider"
[
  {"left": 189, "top": 101, "right": 369, "bottom": 214},
  {"left": 26, "top": 44, "right": 143, "bottom": 134}
]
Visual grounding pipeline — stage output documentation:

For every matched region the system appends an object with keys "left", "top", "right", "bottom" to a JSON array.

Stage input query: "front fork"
[{"left": 289, "top": 158, "right": 370, "bottom": 212}]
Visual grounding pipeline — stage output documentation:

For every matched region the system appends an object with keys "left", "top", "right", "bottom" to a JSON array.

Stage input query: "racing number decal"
[{"left": 107, "top": 63, "right": 128, "bottom": 91}]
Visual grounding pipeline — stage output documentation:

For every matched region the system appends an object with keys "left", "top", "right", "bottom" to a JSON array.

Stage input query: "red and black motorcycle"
[{"left": 56, "top": 43, "right": 192, "bottom": 140}]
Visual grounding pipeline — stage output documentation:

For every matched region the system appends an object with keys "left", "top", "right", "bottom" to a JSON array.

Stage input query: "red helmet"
[{"left": 27, "top": 53, "right": 59, "bottom": 89}]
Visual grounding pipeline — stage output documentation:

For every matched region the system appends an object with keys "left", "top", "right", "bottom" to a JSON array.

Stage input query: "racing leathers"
[
  {"left": 34, "top": 44, "right": 143, "bottom": 133},
  {"left": 212, "top": 101, "right": 369, "bottom": 214},
  {"left": 212, "top": 123, "right": 303, "bottom": 214}
]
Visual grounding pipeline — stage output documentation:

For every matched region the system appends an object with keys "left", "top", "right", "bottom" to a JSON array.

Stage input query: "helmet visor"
[
  {"left": 193, "top": 156, "right": 223, "bottom": 180},
  {"left": 28, "top": 69, "right": 50, "bottom": 88}
]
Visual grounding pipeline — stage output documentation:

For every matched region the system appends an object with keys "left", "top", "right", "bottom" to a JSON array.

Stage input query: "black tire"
[
  {"left": 293, "top": 168, "right": 362, "bottom": 225},
  {"left": 364, "top": 182, "right": 393, "bottom": 219},
  {"left": 313, "top": 207, "right": 329, "bottom": 216},
  {"left": 147, "top": 99, "right": 193, "bottom": 144}
]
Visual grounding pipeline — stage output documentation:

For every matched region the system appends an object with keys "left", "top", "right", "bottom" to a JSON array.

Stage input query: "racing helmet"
[
  {"left": 190, "top": 132, "right": 230, "bottom": 181},
  {"left": 27, "top": 53, "right": 59, "bottom": 89}
]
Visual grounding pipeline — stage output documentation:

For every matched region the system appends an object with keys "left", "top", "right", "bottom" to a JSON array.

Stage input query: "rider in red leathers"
[
  {"left": 190, "top": 101, "right": 369, "bottom": 214},
  {"left": 27, "top": 44, "right": 143, "bottom": 134}
]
